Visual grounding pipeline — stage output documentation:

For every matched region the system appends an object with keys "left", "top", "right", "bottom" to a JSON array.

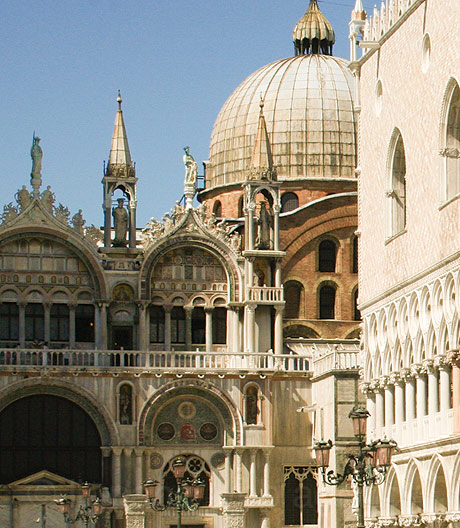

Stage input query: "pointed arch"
[
  {"left": 386, "top": 129, "right": 407, "bottom": 237},
  {"left": 425, "top": 455, "right": 449, "bottom": 513},
  {"left": 440, "top": 77, "right": 460, "bottom": 201},
  {"left": 403, "top": 460, "right": 424, "bottom": 515},
  {"left": 382, "top": 467, "right": 402, "bottom": 518}
]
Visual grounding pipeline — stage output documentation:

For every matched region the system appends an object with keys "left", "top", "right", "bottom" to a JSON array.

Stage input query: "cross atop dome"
[{"left": 293, "top": 0, "right": 335, "bottom": 56}]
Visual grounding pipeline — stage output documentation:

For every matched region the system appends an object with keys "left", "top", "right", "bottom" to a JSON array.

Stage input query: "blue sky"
[{"left": 1, "top": 0, "right": 373, "bottom": 228}]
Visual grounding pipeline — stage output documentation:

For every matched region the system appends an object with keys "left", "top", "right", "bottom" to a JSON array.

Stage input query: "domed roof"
[{"left": 207, "top": 54, "right": 356, "bottom": 190}]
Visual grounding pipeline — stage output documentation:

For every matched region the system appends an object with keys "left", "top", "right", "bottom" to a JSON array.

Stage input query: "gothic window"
[
  {"left": 0, "top": 395, "right": 102, "bottom": 484},
  {"left": 0, "top": 302, "right": 19, "bottom": 342},
  {"left": 75, "top": 305, "right": 95, "bottom": 342},
  {"left": 281, "top": 192, "right": 299, "bottom": 212},
  {"left": 352, "top": 235, "right": 358, "bottom": 274},
  {"left": 171, "top": 306, "right": 185, "bottom": 344},
  {"left": 163, "top": 455, "right": 210, "bottom": 506},
  {"left": 284, "top": 467, "right": 318, "bottom": 526},
  {"left": 318, "top": 240, "right": 337, "bottom": 272},
  {"left": 212, "top": 307, "right": 227, "bottom": 344},
  {"left": 149, "top": 305, "right": 165, "bottom": 343},
  {"left": 25, "top": 303, "right": 44, "bottom": 341},
  {"left": 245, "top": 384, "right": 260, "bottom": 425},
  {"left": 319, "top": 285, "right": 336, "bottom": 319},
  {"left": 388, "top": 130, "right": 406, "bottom": 236},
  {"left": 285, "top": 281, "right": 303, "bottom": 319},
  {"left": 119, "top": 383, "right": 133, "bottom": 425},
  {"left": 192, "top": 307, "right": 205, "bottom": 344},
  {"left": 443, "top": 81, "right": 460, "bottom": 200},
  {"left": 50, "top": 304, "right": 69, "bottom": 342},
  {"left": 213, "top": 200, "right": 222, "bottom": 217}
]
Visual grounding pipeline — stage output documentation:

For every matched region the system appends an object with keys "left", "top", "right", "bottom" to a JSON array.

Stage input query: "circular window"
[
  {"left": 157, "top": 422, "right": 175, "bottom": 441},
  {"left": 375, "top": 80, "right": 383, "bottom": 116},
  {"left": 422, "top": 33, "right": 431, "bottom": 73},
  {"left": 200, "top": 422, "right": 218, "bottom": 441}
]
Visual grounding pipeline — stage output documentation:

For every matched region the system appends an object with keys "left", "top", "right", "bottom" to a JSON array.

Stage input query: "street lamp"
[
  {"left": 144, "top": 457, "right": 205, "bottom": 528},
  {"left": 55, "top": 482, "right": 103, "bottom": 527},
  {"left": 313, "top": 406, "right": 397, "bottom": 528}
]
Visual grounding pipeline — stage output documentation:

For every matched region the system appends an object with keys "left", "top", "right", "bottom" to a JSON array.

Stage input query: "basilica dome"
[{"left": 206, "top": 2, "right": 356, "bottom": 192}]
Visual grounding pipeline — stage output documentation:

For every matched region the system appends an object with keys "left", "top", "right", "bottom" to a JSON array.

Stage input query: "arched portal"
[{"left": 0, "top": 394, "right": 101, "bottom": 484}]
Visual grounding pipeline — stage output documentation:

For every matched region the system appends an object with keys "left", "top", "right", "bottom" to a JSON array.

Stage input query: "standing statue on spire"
[
  {"left": 30, "top": 134, "right": 43, "bottom": 196},
  {"left": 183, "top": 146, "right": 198, "bottom": 186}
]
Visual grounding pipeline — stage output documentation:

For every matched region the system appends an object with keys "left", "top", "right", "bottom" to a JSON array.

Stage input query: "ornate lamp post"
[
  {"left": 313, "top": 407, "right": 397, "bottom": 528},
  {"left": 144, "top": 457, "right": 205, "bottom": 528},
  {"left": 55, "top": 482, "right": 103, "bottom": 527}
]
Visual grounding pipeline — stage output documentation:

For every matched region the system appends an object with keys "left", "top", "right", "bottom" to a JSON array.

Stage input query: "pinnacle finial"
[
  {"left": 293, "top": 0, "right": 335, "bottom": 55},
  {"left": 117, "top": 90, "right": 122, "bottom": 109}
]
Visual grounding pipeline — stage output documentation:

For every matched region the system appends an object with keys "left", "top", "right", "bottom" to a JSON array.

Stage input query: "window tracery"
[{"left": 284, "top": 466, "right": 318, "bottom": 526}]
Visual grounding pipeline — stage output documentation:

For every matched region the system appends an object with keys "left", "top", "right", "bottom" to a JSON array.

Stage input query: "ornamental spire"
[
  {"left": 248, "top": 99, "right": 276, "bottom": 181},
  {"left": 293, "top": 0, "right": 335, "bottom": 55},
  {"left": 106, "top": 91, "right": 135, "bottom": 178}
]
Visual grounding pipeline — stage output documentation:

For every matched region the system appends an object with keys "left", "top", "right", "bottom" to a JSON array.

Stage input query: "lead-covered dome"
[{"left": 206, "top": 54, "right": 357, "bottom": 191}]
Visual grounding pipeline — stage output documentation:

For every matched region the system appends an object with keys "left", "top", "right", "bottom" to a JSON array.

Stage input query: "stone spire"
[
  {"left": 106, "top": 92, "right": 135, "bottom": 179},
  {"left": 249, "top": 99, "right": 276, "bottom": 181},
  {"left": 293, "top": 0, "right": 335, "bottom": 55},
  {"left": 352, "top": 0, "right": 367, "bottom": 20},
  {"left": 349, "top": 0, "right": 367, "bottom": 62}
]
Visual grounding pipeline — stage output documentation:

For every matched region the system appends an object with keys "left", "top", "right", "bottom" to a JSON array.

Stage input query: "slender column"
[
  {"left": 425, "top": 362, "right": 439, "bottom": 415},
  {"left": 274, "top": 306, "right": 283, "bottom": 356},
  {"left": 415, "top": 371, "right": 427, "bottom": 418},
  {"left": 394, "top": 378, "right": 405, "bottom": 425},
  {"left": 104, "top": 192, "right": 112, "bottom": 248},
  {"left": 274, "top": 260, "right": 282, "bottom": 288},
  {"left": 450, "top": 352, "right": 460, "bottom": 433},
  {"left": 235, "top": 449, "right": 243, "bottom": 493},
  {"left": 384, "top": 380, "right": 394, "bottom": 427},
  {"left": 273, "top": 209, "right": 280, "bottom": 251},
  {"left": 124, "top": 447, "right": 134, "bottom": 493},
  {"left": 185, "top": 306, "right": 193, "bottom": 350},
  {"left": 261, "top": 509, "right": 271, "bottom": 528},
  {"left": 205, "top": 307, "right": 213, "bottom": 353},
  {"left": 137, "top": 302, "right": 148, "bottom": 351},
  {"left": 247, "top": 258, "right": 254, "bottom": 297},
  {"left": 363, "top": 385, "right": 376, "bottom": 435},
  {"left": 129, "top": 204, "right": 137, "bottom": 249},
  {"left": 134, "top": 448, "right": 144, "bottom": 494},
  {"left": 164, "top": 305, "right": 172, "bottom": 351},
  {"left": 44, "top": 302, "right": 51, "bottom": 343},
  {"left": 405, "top": 374, "right": 416, "bottom": 422},
  {"left": 439, "top": 365, "right": 451, "bottom": 413},
  {"left": 248, "top": 206, "right": 255, "bottom": 250},
  {"left": 97, "top": 302, "right": 108, "bottom": 350},
  {"left": 230, "top": 307, "right": 240, "bottom": 354},
  {"left": 224, "top": 449, "right": 233, "bottom": 493},
  {"left": 262, "top": 449, "right": 271, "bottom": 497},
  {"left": 69, "top": 303, "right": 76, "bottom": 348},
  {"left": 18, "top": 301, "right": 26, "bottom": 347},
  {"left": 112, "top": 447, "right": 123, "bottom": 498},
  {"left": 249, "top": 450, "right": 257, "bottom": 497},
  {"left": 246, "top": 304, "right": 256, "bottom": 353},
  {"left": 375, "top": 388, "right": 385, "bottom": 430}
]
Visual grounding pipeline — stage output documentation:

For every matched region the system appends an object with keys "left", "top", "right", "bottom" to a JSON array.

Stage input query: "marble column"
[
  {"left": 262, "top": 449, "right": 271, "bottom": 497},
  {"left": 394, "top": 378, "right": 405, "bottom": 427},
  {"left": 451, "top": 355, "right": 460, "bottom": 433},
  {"left": 134, "top": 448, "right": 144, "bottom": 494},
  {"left": 364, "top": 386, "right": 376, "bottom": 435},
  {"left": 439, "top": 364, "right": 451, "bottom": 414},
  {"left": 426, "top": 362, "right": 439, "bottom": 415},
  {"left": 97, "top": 301, "right": 108, "bottom": 350},
  {"left": 235, "top": 449, "right": 243, "bottom": 493},
  {"left": 246, "top": 304, "right": 256, "bottom": 354},
  {"left": 415, "top": 371, "right": 427, "bottom": 418},
  {"left": 185, "top": 306, "right": 193, "bottom": 350},
  {"left": 18, "top": 301, "right": 26, "bottom": 347},
  {"left": 124, "top": 447, "right": 134, "bottom": 493},
  {"left": 375, "top": 388, "right": 385, "bottom": 430},
  {"left": 164, "top": 304, "right": 172, "bottom": 351},
  {"left": 405, "top": 375, "right": 416, "bottom": 422},
  {"left": 205, "top": 307, "right": 213, "bottom": 353},
  {"left": 274, "top": 306, "right": 283, "bottom": 356},
  {"left": 137, "top": 302, "right": 148, "bottom": 351},
  {"left": 224, "top": 449, "right": 233, "bottom": 493},
  {"left": 68, "top": 303, "right": 76, "bottom": 348},
  {"left": 384, "top": 380, "right": 394, "bottom": 427},
  {"left": 44, "top": 302, "right": 51, "bottom": 343},
  {"left": 112, "top": 447, "right": 123, "bottom": 498},
  {"left": 273, "top": 207, "right": 280, "bottom": 251},
  {"left": 248, "top": 206, "right": 255, "bottom": 250},
  {"left": 249, "top": 450, "right": 257, "bottom": 497}
]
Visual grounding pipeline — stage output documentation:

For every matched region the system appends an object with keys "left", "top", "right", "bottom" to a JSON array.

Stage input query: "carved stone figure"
[
  {"left": 55, "top": 204, "right": 70, "bottom": 225},
  {"left": 183, "top": 146, "right": 198, "bottom": 185},
  {"left": 119, "top": 384, "right": 132, "bottom": 425},
  {"left": 15, "top": 186, "right": 31, "bottom": 211},
  {"left": 41, "top": 186, "right": 55, "bottom": 213},
  {"left": 172, "top": 201, "right": 186, "bottom": 223},
  {"left": 162, "top": 213, "right": 173, "bottom": 233},
  {"left": 112, "top": 198, "right": 129, "bottom": 247},
  {"left": 256, "top": 200, "right": 272, "bottom": 249},
  {"left": 72, "top": 209, "right": 85, "bottom": 235},
  {"left": 2, "top": 203, "right": 19, "bottom": 223},
  {"left": 31, "top": 136, "right": 43, "bottom": 176}
]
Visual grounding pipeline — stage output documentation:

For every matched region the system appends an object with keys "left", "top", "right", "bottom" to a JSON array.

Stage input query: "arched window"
[
  {"left": 192, "top": 307, "right": 205, "bottom": 344},
  {"left": 353, "top": 289, "right": 361, "bottom": 321},
  {"left": 245, "top": 384, "right": 260, "bottom": 425},
  {"left": 319, "top": 285, "right": 336, "bottom": 319},
  {"left": 25, "top": 304, "right": 44, "bottom": 341},
  {"left": 163, "top": 455, "right": 210, "bottom": 506},
  {"left": 0, "top": 395, "right": 102, "bottom": 484},
  {"left": 352, "top": 235, "right": 358, "bottom": 274},
  {"left": 281, "top": 192, "right": 299, "bottom": 212},
  {"left": 0, "top": 302, "right": 19, "bottom": 344},
  {"left": 149, "top": 305, "right": 165, "bottom": 343},
  {"left": 388, "top": 130, "right": 406, "bottom": 236},
  {"left": 75, "top": 305, "right": 95, "bottom": 343},
  {"left": 212, "top": 307, "right": 227, "bottom": 344},
  {"left": 442, "top": 81, "right": 460, "bottom": 200},
  {"left": 171, "top": 307, "right": 185, "bottom": 344},
  {"left": 285, "top": 281, "right": 304, "bottom": 319},
  {"left": 119, "top": 383, "right": 133, "bottom": 425},
  {"left": 213, "top": 200, "right": 222, "bottom": 217},
  {"left": 284, "top": 467, "right": 318, "bottom": 526},
  {"left": 318, "top": 240, "right": 337, "bottom": 272},
  {"left": 50, "top": 304, "right": 69, "bottom": 343}
]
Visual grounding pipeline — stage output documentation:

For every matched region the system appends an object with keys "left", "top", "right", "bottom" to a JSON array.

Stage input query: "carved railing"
[
  {"left": 247, "top": 286, "right": 284, "bottom": 303},
  {"left": 312, "top": 343, "right": 360, "bottom": 377},
  {"left": 0, "top": 348, "right": 310, "bottom": 374}
]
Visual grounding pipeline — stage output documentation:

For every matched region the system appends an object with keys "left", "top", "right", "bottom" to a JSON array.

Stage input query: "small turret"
[
  {"left": 349, "top": 0, "right": 367, "bottom": 62},
  {"left": 293, "top": 0, "right": 335, "bottom": 56},
  {"left": 249, "top": 99, "right": 276, "bottom": 182},
  {"left": 106, "top": 92, "right": 135, "bottom": 179}
]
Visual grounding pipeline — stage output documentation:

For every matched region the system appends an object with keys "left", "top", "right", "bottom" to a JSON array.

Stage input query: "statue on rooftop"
[
  {"left": 256, "top": 200, "right": 272, "bottom": 250},
  {"left": 30, "top": 134, "right": 43, "bottom": 195},
  {"left": 41, "top": 186, "right": 55, "bottom": 214},
  {"left": 112, "top": 198, "right": 129, "bottom": 247},
  {"left": 183, "top": 146, "right": 198, "bottom": 185},
  {"left": 15, "top": 186, "right": 31, "bottom": 212}
]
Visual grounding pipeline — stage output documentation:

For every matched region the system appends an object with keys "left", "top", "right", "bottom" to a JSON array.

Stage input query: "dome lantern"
[{"left": 293, "top": 0, "right": 335, "bottom": 55}]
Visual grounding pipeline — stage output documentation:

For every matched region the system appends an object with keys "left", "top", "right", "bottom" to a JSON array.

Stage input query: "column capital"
[
  {"left": 205, "top": 306, "right": 214, "bottom": 314},
  {"left": 447, "top": 349, "right": 460, "bottom": 367},
  {"left": 111, "top": 446, "right": 123, "bottom": 456},
  {"left": 134, "top": 447, "right": 145, "bottom": 457},
  {"left": 434, "top": 354, "right": 450, "bottom": 370},
  {"left": 388, "top": 372, "right": 400, "bottom": 385},
  {"left": 136, "top": 301, "right": 149, "bottom": 311},
  {"left": 247, "top": 304, "right": 257, "bottom": 313},
  {"left": 422, "top": 359, "right": 435, "bottom": 374},
  {"left": 400, "top": 367, "right": 414, "bottom": 381},
  {"left": 100, "top": 447, "right": 112, "bottom": 457},
  {"left": 163, "top": 303, "right": 173, "bottom": 313}
]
